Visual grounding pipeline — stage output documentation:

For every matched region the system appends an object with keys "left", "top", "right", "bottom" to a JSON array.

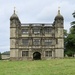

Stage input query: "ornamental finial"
[
  {"left": 14, "top": 7, "right": 16, "bottom": 14},
  {"left": 58, "top": 7, "right": 60, "bottom": 15}
]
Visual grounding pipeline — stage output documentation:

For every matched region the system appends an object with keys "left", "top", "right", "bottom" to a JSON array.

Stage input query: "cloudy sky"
[{"left": 0, "top": 0, "right": 75, "bottom": 53}]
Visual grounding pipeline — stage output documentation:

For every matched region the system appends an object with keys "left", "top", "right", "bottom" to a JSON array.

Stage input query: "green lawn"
[{"left": 0, "top": 58, "right": 75, "bottom": 75}]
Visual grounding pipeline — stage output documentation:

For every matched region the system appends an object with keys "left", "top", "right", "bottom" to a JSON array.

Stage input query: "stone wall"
[{"left": 2, "top": 55, "right": 10, "bottom": 60}]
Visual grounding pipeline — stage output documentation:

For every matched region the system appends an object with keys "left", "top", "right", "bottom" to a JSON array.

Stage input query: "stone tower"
[
  {"left": 53, "top": 8, "right": 64, "bottom": 58},
  {"left": 10, "top": 8, "right": 64, "bottom": 60},
  {"left": 10, "top": 9, "right": 21, "bottom": 60}
]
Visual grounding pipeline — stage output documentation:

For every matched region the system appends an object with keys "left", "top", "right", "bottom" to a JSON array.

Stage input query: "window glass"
[
  {"left": 45, "top": 51, "right": 52, "bottom": 57},
  {"left": 22, "top": 29, "right": 29, "bottom": 34},
  {"left": 33, "top": 39, "right": 40, "bottom": 45},
  {"left": 22, "top": 51, "right": 29, "bottom": 56},
  {"left": 33, "top": 28, "right": 40, "bottom": 35},
  {"left": 44, "top": 39, "right": 52, "bottom": 45},
  {"left": 44, "top": 28, "right": 52, "bottom": 34},
  {"left": 22, "top": 39, "right": 29, "bottom": 46}
]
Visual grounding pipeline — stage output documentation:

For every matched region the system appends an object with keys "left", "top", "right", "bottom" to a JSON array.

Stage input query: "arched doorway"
[{"left": 33, "top": 52, "right": 41, "bottom": 60}]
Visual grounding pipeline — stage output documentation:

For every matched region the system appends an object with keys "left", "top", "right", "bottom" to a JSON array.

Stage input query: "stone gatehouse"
[{"left": 10, "top": 9, "right": 64, "bottom": 60}]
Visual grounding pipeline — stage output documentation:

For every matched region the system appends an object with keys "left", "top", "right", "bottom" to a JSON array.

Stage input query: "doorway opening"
[{"left": 33, "top": 52, "right": 41, "bottom": 60}]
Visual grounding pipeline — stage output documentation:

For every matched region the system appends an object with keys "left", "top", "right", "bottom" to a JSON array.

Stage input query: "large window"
[
  {"left": 45, "top": 51, "right": 52, "bottom": 57},
  {"left": 22, "top": 39, "right": 29, "bottom": 46},
  {"left": 33, "top": 28, "right": 40, "bottom": 35},
  {"left": 22, "top": 29, "right": 29, "bottom": 34},
  {"left": 44, "top": 39, "right": 52, "bottom": 46},
  {"left": 33, "top": 39, "right": 40, "bottom": 46},
  {"left": 44, "top": 28, "right": 52, "bottom": 34},
  {"left": 22, "top": 51, "right": 29, "bottom": 56}
]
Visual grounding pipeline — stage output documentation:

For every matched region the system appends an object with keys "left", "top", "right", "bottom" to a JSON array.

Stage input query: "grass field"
[{"left": 0, "top": 58, "right": 75, "bottom": 75}]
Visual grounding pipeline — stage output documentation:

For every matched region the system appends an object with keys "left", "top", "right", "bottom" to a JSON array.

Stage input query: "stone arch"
[{"left": 33, "top": 52, "right": 41, "bottom": 60}]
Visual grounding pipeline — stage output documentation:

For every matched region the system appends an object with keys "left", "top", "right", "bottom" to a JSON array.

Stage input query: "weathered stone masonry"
[{"left": 10, "top": 9, "right": 64, "bottom": 60}]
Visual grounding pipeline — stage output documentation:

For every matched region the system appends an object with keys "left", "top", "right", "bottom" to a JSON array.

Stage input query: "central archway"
[{"left": 33, "top": 52, "right": 41, "bottom": 60}]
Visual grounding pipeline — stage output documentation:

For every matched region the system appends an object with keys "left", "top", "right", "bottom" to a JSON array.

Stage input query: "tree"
[
  {"left": 65, "top": 34, "right": 75, "bottom": 56},
  {"left": 64, "top": 29, "right": 68, "bottom": 37},
  {"left": 71, "top": 11, "right": 75, "bottom": 33},
  {"left": 0, "top": 52, "right": 2, "bottom": 60},
  {"left": 2, "top": 51, "right": 10, "bottom": 55},
  {"left": 64, "top": 29, "right": 69, "bottom": 56},
  {"left": 65, "top": 11, "right": 75, "bottom": 57}
]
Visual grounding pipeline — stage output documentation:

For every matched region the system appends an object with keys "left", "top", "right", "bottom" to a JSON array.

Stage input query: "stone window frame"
[
  {"left": 33, "top": 38, "right": 41, "bottom": 46},
  {"left": 45, "top": 51, "right": 52, "bottom": 57},
  {"left": 22, "top": 38, "right": 29, "bottom": 46},
  {"left": 44, "top": 38, "right": 52, "bottom": 46},
  {"left": 44, "top": 27, "right": 52, "bottom": 34},
  {"left": 32, "top": 27, "right": 41, "bottom": 35},
  {"left": 21, "top": 28, "right": 29, "bottom": 34},
  {"left": 22, "top": 51, "right": 29, "bottom": 57}
]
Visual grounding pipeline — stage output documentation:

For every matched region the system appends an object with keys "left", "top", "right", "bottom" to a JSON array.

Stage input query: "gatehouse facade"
[{"left": 10, "top": 9, "right": 64, "bottom": 60}]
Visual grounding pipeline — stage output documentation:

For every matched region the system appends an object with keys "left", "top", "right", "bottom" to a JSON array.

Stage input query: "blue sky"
[{"left": 0, "top": 0, "right": 75, "bottom": 53}]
